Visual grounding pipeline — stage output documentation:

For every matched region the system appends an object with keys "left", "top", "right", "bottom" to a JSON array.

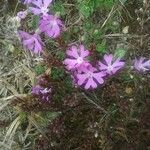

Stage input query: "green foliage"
[
  {"left": 36, "top": 112, "right": 60, "bottom": 127},
  {"left": 94, "top": 0, "right": 117, "bottom": 9},
  {"left": 83, "top": 21, "right": 102, "bottom": 45},
  {"left": 19, "top": 111, "right": 28, "bottom": 125},
  {"left": 77, "top": 0, "right": 116, "bottom": 18},
  {"left": 122, "top": 74, "right": 132, "bottom": 81},
  {"left": 51, "top": 67, "right": 65, "bottom": 80},
  {"left": 30, "top": 15, "right": 40, "bottom": 29},
  {"left": 78, "top": 0, "right": 119, "bottom": 45},
  {"left": 64, "top": 76, "right": 73, "bottom": 89},
  {"left": 34, "top": 64, "right": 46, "bottom": 75},
  {"left": 106, "top": 18, "right": 120, "bottom": 33},
  {"left": 51, "top": 67, "right": 72, "bottom": 90},
  {"left": 56, "top": 51, "right": 65, "bottom": 61},
  {"left": 114, "top": 48, "right": 126, "bottom": 58},
  {"left": 52, "top": 0, "right": 66, "bottom": 16},
  {"left": 96, "top": 39, "right": 106, "bottom": 53},
  {"left": 42, "top": 112, "right": 60, "bottom": 122},
  {"left": 77, "top": 0, "right": 95, "bottom": 18}
]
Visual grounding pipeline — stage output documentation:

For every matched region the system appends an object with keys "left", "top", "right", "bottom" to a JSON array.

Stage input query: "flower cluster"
[
  {"left": 17, "top": 1, "right": 150, "bottom": 92},
  {"left": 64, "top": 44, "right": 150, "bottom": 90},
  {"left": 18, "top": 0, "right": 63, "bottom": 54},
  {"left": 64, "top": 44, "right": 125, "bottom": 89}
]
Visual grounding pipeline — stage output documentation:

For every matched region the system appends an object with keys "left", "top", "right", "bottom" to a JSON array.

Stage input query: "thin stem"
[
  {"left": 13, "top": 0, "right": 20, "bottom": 16},
  {"left": 82, "top": 93, "right": 108, "bottom": 114}
]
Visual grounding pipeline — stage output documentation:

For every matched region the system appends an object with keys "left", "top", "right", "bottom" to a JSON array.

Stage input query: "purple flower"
[
  {"left": 17, "top": 11, "right": 27, "bottom": 19},
  {"left": 99, "top": 54, "right": 125, "bottom": 75},
  {"left": 134, "top": 57, "right": 150, "bottom": 72},
  {"left": 18, "top": 30, "right": 44, "bottom": 54},
  {"left": 64, "top": 45, "right": 90, "bottom": 71},
  {"left": 39, "top": 15, "right": 63, "bottom": 38},
  {"left": 76, "top": 66, "right": 106, "bottom": 89},
  {"left": 32, "top": 85, "right": 51, "bottom": 101},
  {"left": 29, "top": 0, "right": 52, "bottom": 16}
]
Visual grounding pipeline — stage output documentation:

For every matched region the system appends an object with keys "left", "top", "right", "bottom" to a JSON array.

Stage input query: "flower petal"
[
  {"left": 99, "top": 62, "right": 108, "bottom": 70},
  {"left": 112, "top": 59, "right": 125, "bottom": 68},
  {"left": 44, "top": 0, "right": 52, "bottom": 8},
  {"left": 29, "top": 7, "right": 41, "bottom": 15},
  {"left": 80, "top": 45, "right": 89, "bottom": 57},
  {"left": 104, "top": 54, "right": 113, "bottom": 65},
  {"left": 32, "top": 0, "right": 42, "bottom": 8},
  {"left": 66, "top": 46, "right": 79, "bottom": 58},
  {"left": 85, "top": 78, "right": 97, "bottom": 89},
  {"left": 93, "top": 72, "right": 105, "bottom": 84},
  {"left": 77, "top": 74, "right": 87, "bottom": 86}
]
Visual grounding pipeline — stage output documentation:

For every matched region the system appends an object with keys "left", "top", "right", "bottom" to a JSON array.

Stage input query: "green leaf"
[
  {"left": 31, "top": 15, "right": 40, "bottom": 29},
  {"left": 94, "top": 0, "right": 116, "bottom": 9},
  {"left": 77, "top": 0, "right": 94, "bottom": 18},
  {"left": 34, "top": 64, "right": 46, "bottom": 75},
  {"left": 52, "top": 1, "right": 66, "bottom": 16},
  {"left": 44, "top": 112, "right": 60, "bottom": 121},
  {"left": 114, "top": 48, "right": 126, "bottom": 58},
  {"left": 122, "top": 74, "right": 132, "bottom": 81},
  {"left": 19, "top": 111, "right": 27, "bottom": 124},
  {"left": 51, "top": 67, "right": 65, "bottom": 80},
  {"left": 96, "top": 40, "right": 106, "bottom": 53},
  {"left": 56, "top": 51, "right": 65, "bottom": 61}
]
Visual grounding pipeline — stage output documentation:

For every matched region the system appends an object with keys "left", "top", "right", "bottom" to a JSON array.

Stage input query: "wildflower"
[
  {"left": 17, "top": 11, "right": 27, "bottom": 19},
  {"left": 18, "top": 30, "right": 43, "bottom": 54},
  {"left": 76, "top": 66, "right": 106, "bottom": 89},
  {"left": 134, "top": 57, "right": 150, "bottom": 72},
  {"left": 29, "top": 0, "right": 52, "bottom": 16},
  {"left": 99, "top": 54, "right": 125, "bottom": 75},
  {"left": 39, "top": 15, "right": 63, "bottom": 38},
  {"left": 32, "top": 85, "right": 51, "bottom": 101},
  {"left": 64, "top": 45, "right": 90, "bottom": 71}
]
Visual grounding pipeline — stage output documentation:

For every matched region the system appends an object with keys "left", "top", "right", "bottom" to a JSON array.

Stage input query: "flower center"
[
  {"left": 77, "top": 57, "right": 83, "bottom": 64},
  {"left": 107, "top": 65, "right": 113, "bottom": 71},
  {"left": 51, "top": 19, "right": 57, "bottom": 26},
  {"left": 41, "top": 7, "right": 49, "bottom": 15},
  {"left": 87, "top": 71, "right": 94, "bottom": 78}
]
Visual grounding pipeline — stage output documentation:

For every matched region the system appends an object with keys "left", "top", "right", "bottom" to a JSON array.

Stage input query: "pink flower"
[
  {"left": 99, "top": 54, "right": 125, "bottom": 75},
  {"left": 29, "top": 0, "right": 52, "bottom": 16},
  {"left": 64, "top": 45, "right": 90, "bottom": 71},
  {"left": 32, "top": 85, "right": 51, "bottom": 101},
  {"left": 76, "top": 66, "right": 106, "bottom": 89},
  {"left": 134, "top": 57, "right": 150, "bottom": 72},
  {"left": 17, "top": 11, "right": 27, "bottom": 19},
  {"left": 39, "top": 15, "right": 63, "bottom": 38},
  {"left": 18, "top": 30, "right": 44, "bottom": 54}
]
